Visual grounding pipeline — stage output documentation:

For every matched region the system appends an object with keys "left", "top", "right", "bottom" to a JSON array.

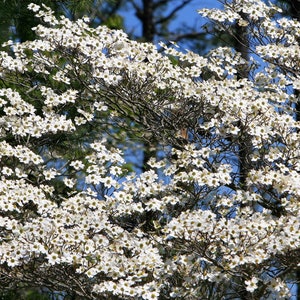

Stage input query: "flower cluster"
[{"left": 0, "top": 1, "right": 299, "bottom": 299}]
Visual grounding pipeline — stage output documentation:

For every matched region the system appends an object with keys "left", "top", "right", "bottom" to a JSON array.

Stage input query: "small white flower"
[
  {"left": 63, "top": 178, "right": 76, "bottom": 188},
  {"left": 70, "top": 160, "right": 85, "bottom": 171},
  {"left": 245, "top": 277, "right": 259, "bottom": 292},
  {"left": 28, "top": 3, "right": 40, "bottom": 12}
]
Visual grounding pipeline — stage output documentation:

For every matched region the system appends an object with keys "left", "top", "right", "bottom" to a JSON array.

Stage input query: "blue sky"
[{"left": 119, "top": 0, "right": 222, "bottom": 42}]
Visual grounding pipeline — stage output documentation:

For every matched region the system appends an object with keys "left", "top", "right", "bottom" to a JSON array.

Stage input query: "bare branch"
[{"left": 155, "top": 0, "right": 194, "bottom": 25}]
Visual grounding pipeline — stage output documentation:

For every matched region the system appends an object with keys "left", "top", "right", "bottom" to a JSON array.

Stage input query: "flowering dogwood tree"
[{"left": 0, "top": 1, "right": 300, "bottom": 299}]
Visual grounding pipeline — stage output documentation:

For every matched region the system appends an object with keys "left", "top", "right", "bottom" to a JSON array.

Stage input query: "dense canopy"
[{"left": 0, "top": 1, "right": 300, "bottom": 299}]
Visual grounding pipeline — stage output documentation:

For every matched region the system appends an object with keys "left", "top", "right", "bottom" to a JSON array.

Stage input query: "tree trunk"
[
  {"left": 285, "top": 2, "right": 300, "bottom": 299},
  {"left": 233, "top": 12, "right": 250, "bottom": 189},
  {"left": 142, "top": 0, "right": 155, "bottom": 41}
]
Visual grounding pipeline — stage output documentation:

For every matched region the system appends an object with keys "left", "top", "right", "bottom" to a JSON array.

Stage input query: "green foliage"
[
  {"left": 0, "top": 0, "right": 59, "bottom": 44},
  {"left": 103, "top": 14, "right": 124, "bottom": 29},
  {"left": 0, "top": 0, "right": 124, "bottom": 46},
  {"left": 0, "top": 289, "right": 51, "bottom": 300}
]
